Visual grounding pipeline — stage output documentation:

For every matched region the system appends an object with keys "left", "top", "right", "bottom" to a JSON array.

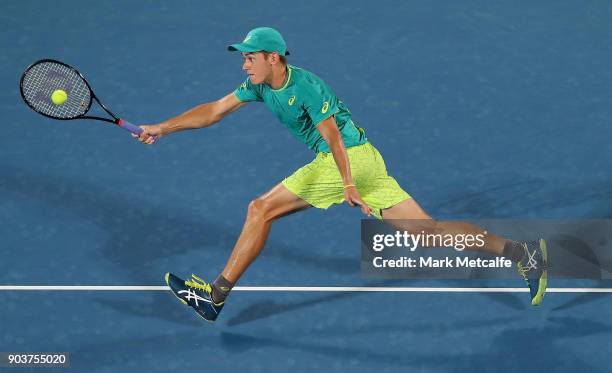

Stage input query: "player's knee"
[{"left": 247, "top": 197, "right": 271, "bottom": 221}]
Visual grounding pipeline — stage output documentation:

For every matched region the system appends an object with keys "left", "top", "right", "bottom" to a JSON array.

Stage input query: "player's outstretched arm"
[{"left": 134, "top": 92, "right": 246, "bottom": 144}]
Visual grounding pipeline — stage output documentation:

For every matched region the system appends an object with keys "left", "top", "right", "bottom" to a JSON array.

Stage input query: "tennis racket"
[{"left": 20, "top": 59, "right": 148, "bottom": 137}]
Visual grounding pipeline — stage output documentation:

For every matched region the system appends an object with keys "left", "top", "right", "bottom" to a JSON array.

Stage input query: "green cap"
[{"left": 228, "top": 27, "right": 290, "bottom": 56}]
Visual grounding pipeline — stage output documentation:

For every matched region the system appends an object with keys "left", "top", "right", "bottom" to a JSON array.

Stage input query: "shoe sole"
[{"left": 531, "top": 239, "right": 548, "bottom": 306}]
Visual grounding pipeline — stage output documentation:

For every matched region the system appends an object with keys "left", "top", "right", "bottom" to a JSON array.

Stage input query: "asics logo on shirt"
[
  {"left": 288, "top": 96, "right": 296, "bottom": 105},
  {"left": 321, "top": 102, "right": 330, "bottom": 113}
]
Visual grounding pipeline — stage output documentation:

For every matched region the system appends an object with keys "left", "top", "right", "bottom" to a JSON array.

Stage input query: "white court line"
[{"left": 0, "top": 286, "right": 611, "bottom": 293}]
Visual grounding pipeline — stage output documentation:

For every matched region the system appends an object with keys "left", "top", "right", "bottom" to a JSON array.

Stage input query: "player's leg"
[
  {"left": 360, "top": 141, "right": 547, "bottom": 305},
  {"left": 380, "top": 198, "right": 507, "bottom": 255},
  {"left": 380, "top": 198, "right": 548, "bottom": 305},
  {"left": 221, "top": 182, "right": 311, "bottom": 283},
  {"left": 165, "top": 182, "right": 311, "bottom": 321}
]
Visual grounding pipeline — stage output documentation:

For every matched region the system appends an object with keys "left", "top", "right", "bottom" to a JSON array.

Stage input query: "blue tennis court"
[{"left": 1, "top": 1, "right": 611, "bottom": 371}]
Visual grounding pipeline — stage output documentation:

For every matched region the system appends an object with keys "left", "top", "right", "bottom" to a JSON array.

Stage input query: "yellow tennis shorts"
[{"left": 282, "top": 142, "right": 411, "bottom": 219}]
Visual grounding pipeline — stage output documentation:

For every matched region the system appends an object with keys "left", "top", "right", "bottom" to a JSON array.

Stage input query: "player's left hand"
[{"left": 344, "top": 186, "right": 372, "bottom": 216}]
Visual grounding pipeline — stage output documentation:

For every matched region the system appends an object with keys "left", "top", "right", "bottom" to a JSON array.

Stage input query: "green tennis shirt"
[{"left": 233, "top": 65, "right": 367, "bottom": 153}]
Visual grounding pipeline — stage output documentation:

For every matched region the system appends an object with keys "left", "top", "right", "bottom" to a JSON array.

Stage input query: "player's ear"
[{"left": 267, "top": 52, "right": 280, "bottom": 65}]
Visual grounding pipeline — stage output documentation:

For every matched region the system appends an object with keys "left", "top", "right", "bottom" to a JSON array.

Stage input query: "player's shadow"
[
  {"left": 431, "top": 179, "right": 542, "bottom": 218},
  {"left": 475, "top": 286, "right": 527, "bottom": 310},
  {"left": 430, "top": 179, "right": 612, "bottom": 311},
  {"left": 226, "top": 279, "right": 405, "bottom": 326},
  {"left": 221, "top": 315, "right": 611, "bottom": 370},
  {"left": 69, "top": 330, "right": 412, "bottom": 368},
  {"left": 421, "top": 315, "right": 612, "bottom": 372},
  {"left": 94, "top": 294, "right": 204, "bottom": 326},
  {"left": 226, "top": 293, "right": 357, "bottom": 327},
  {"left": 553, "top": 292, "right": 610, "bottom": 311},
  {"left": 430, "top": 177, "right": 612, "bottom": 219},
  {"left": 0, "top": 165, "right": 356, "bottom": 285},
  {"left": 67, "top": 314, "right": 611, "bottom": 371},
  {"left": 293, "top": 316, "right": 519, "bottom": 337},
  {"left": 218, "top": 331, "right": 411, "bottom": 365}
]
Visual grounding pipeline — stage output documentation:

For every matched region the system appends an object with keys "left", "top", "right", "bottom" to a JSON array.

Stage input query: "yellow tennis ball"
[{"left": 51, "top": 89, "right": 68, "bottom": 105}]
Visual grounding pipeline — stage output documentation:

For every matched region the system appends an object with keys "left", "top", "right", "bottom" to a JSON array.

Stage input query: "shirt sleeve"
[
  {"left": 233, "top": 78, "right": 263, "bottom": 102},
  {"left": 302, "top": 80, "right": 340, "bottom": 126}
]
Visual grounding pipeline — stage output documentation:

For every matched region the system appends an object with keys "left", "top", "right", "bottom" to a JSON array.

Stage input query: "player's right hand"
[
  {"left": 344, "top": 185, "right": 372, "bottom": 217},
  {"left": 132, "top": 124, "right": 162, "bottom": 145}
]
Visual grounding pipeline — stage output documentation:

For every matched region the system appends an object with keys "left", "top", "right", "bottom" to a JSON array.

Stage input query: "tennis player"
[{"left": 135, "top": 27, "right": 548, "bottom": 322}]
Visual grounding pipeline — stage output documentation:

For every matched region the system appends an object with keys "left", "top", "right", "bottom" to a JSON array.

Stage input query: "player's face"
[{"left": 241, "top": 52, "right": 271, "bottom": 84}]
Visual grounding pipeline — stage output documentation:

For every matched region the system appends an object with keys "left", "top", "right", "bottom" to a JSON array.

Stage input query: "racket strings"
[{"left": 21, "top": 61, "right": 91, "bottom": 119}]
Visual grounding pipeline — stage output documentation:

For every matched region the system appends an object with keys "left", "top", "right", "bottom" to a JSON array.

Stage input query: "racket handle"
[
  {"left": 116, "top": 119, "right": 143, "bottom": 135},
  {"left": 117, "top": 119, "right": 159, "bottom": 141}
]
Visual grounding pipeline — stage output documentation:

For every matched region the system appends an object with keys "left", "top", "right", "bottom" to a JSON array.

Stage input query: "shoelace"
[
  {"left": 185, "top": 274, "right": 212, "bottom": 294},
  {"left": 517, "top": 242, "right": 546, "bottom": 279},
  {"left": 521, "top": 243, "right": 539, "bottom": 271}
]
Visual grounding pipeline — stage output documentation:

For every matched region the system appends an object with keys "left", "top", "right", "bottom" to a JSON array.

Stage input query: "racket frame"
[{"left": 20, "top": 58, "right": 123, "bottom": 125}]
